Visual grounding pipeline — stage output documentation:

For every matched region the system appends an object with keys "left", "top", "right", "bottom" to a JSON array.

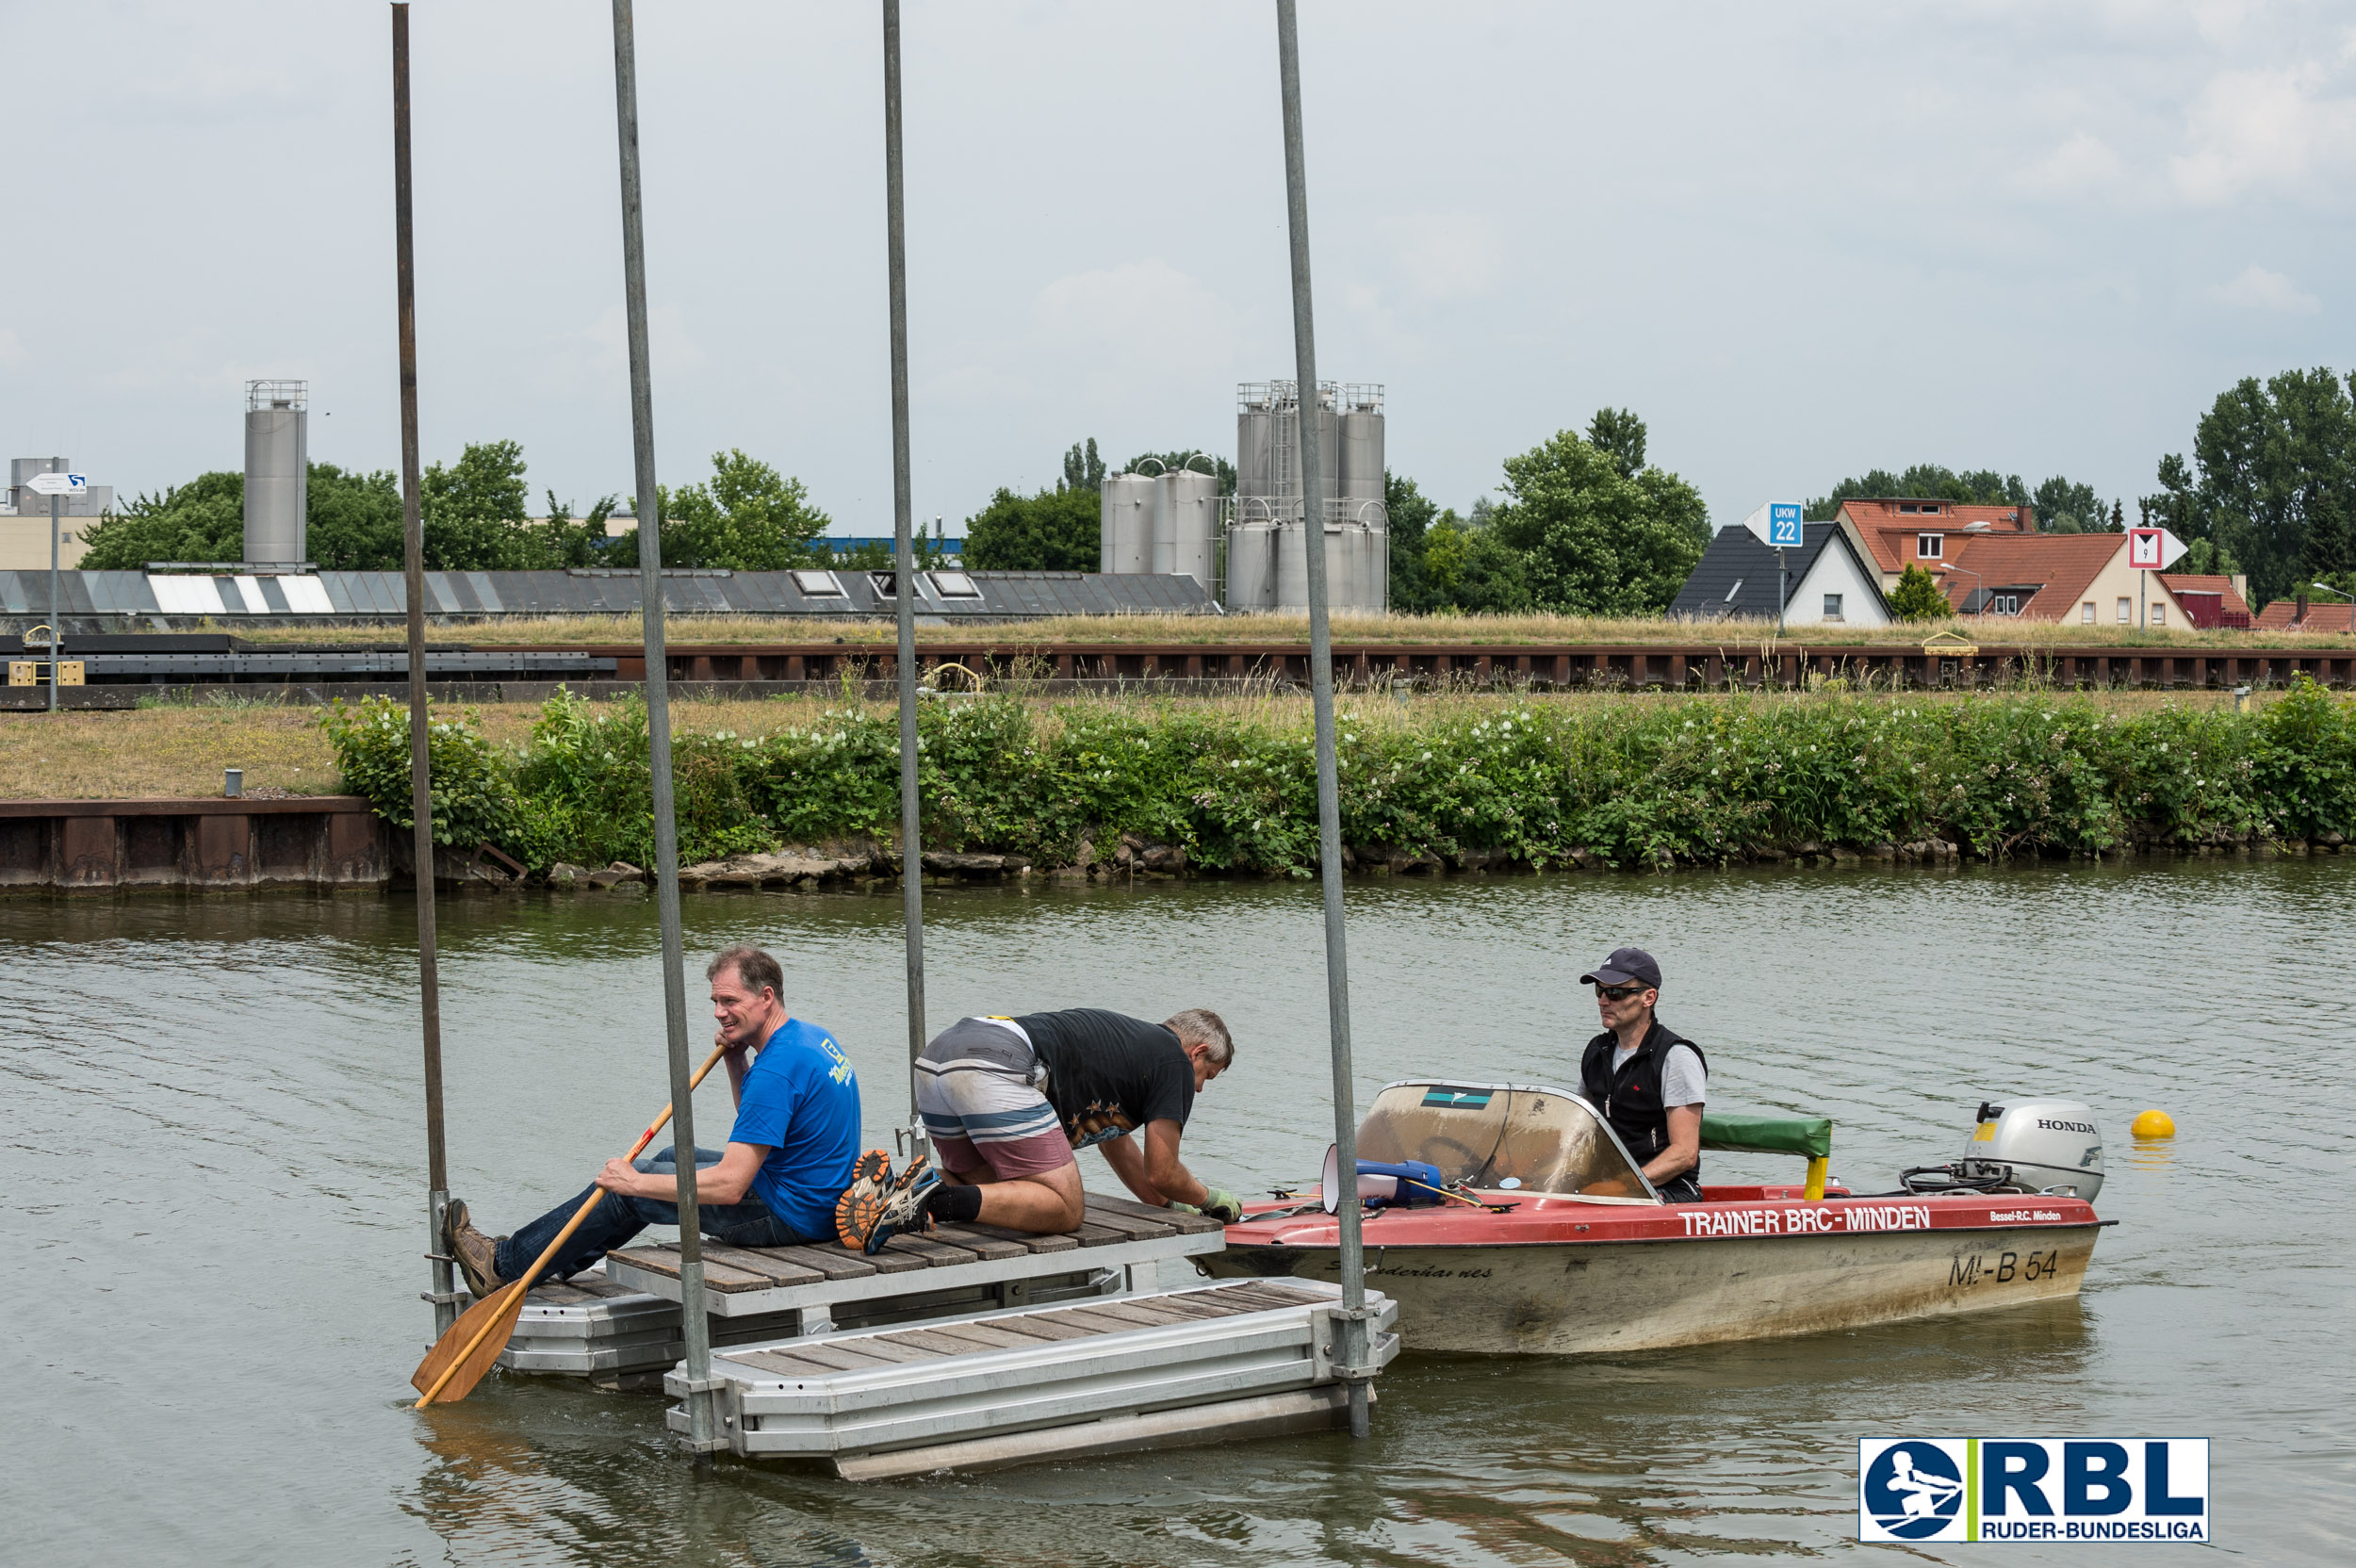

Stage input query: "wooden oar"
[{"left": 411, "top": 1040, "right": 731, "bottom": 1407}]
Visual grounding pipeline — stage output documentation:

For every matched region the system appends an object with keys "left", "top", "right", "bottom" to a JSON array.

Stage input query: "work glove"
[{"left": 1200, "top": 1187, "right": 1244, "bottom": 1223}]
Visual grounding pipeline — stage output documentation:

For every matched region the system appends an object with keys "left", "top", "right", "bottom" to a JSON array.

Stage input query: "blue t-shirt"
[{"left": 728, "top": 1018, "right": 860, "bottom": 1240}]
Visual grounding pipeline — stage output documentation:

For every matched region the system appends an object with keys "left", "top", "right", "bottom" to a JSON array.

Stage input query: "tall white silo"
[
  {"left": 1339, "top": 386, "right": 1384, "bottom": 508},
  {"left": 1157, "top": 466, "right": 1219, "bottom": 590},
  {"left": 1274, "top": 522, "right": 1356, "bottom": 612},
  {"left": 1226, "top": 518, "right": 1279, "bottom": 610},
  {"left": 1100, "top": 471, "right": 1155, "bottom": 574},
  {"left": 244, "top": 380, "right": 308, "bottom": 564},
  {"left": 1235, "top": 387, "right": 1277, "bottom": 499}
]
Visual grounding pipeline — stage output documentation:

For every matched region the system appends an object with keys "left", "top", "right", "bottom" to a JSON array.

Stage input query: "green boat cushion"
[{"left": 1700, "top": 1112, "right": 1832, "bottom": 1160}]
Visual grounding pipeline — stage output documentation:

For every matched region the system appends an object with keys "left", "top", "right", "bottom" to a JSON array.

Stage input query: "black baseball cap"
[{"left": 1580, "top": 947, "right": 1662, "bottom": 988}]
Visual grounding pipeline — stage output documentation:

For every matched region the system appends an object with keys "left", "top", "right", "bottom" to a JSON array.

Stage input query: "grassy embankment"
[
  {"left": 225, "top": 611, "right": 2356, "bottom": 652},
  {"left": 19, "top": 682, "right": 2348, "bottom": 880}
]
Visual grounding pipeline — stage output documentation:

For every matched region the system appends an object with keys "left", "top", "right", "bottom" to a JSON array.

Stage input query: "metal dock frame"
[{"left": 675, "top": 1278, "right": 1400, "bottom": 1478}]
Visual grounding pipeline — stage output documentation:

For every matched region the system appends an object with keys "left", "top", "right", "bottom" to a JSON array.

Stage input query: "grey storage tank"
[
  {"left": 243, "top": 380, "right": 308, "bottom": 564},
  {"left": 1099, "top": 471, "right": 1156, "bottom": 574},
  {"left": 1156, "top": 464, "right": 1219, "bottom": 590},
  {"left": 1339, "top": 384, "right": 1384, "bottom": 507},
  {"left": 1225, "top": 514, "right": 1280, "bottom": 611},
  {"left": 1236, "top": 388, "right": 1277, "bottom": 500}
]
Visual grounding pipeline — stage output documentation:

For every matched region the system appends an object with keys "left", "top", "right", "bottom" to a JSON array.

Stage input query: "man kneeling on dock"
[
  {"left": 843, "top": 1007, "right": 1242, "bottom": 1252},
  {"left": 443, "top": 944, "right": 868, "bottom": 1297}
]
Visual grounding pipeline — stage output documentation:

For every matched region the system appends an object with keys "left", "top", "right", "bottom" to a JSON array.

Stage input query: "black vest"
[{"left": 1580, "top": 1021, "right": 1707, "bottom": 1180}]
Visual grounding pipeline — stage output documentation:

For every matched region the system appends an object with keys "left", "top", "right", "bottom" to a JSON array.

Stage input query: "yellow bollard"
[
  {"left": 2132, "top": 1109, "right": 2175, "bottom": 1138},
  {"left": 1805, "top": 1155, "right": 1829, "bottom": 1201}
]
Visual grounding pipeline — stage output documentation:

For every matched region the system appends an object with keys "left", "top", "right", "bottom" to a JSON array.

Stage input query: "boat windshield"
[{"left": 1355, "top": 1083, "right": 1651, "bottom": 1199}]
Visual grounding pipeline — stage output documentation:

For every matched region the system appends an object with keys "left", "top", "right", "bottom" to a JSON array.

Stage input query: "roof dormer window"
[{"left": 1918, "top": 534, "right": 1943, "bottom": 559}]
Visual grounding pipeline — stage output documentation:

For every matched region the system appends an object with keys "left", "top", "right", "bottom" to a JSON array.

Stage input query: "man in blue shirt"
[{"left": 443, "top": 944, "right": 871, "bottom": 1296}]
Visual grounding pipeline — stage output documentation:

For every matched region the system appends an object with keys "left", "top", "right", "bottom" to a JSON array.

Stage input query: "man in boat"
[
  {"left": 441, "top": 944, "right": 874, "bottom": 1296},
  {"left": 1578, "top": 947, "right": 1708, "bottom": 1203},
  {"left": 843, "top": 1007, "right": 1242, "bottom": 1252}
]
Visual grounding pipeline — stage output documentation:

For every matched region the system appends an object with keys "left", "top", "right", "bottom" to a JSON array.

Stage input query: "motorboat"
[{"left": 1200, "top": 1082, "right": 2107, "bottom": 1355}]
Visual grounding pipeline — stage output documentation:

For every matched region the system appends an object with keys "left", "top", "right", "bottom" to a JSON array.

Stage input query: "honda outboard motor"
[{"left": 1901, "top": 1100, "right": 2104, "bottom": 1200}]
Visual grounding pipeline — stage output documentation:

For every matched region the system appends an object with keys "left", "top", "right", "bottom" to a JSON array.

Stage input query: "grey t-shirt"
[{"left": 1612, "top": 1041, "right": 1707, "bottom": 1107}]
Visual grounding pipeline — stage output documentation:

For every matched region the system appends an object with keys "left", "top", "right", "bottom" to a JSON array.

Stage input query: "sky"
[{"left": 4, "top": 1, "right": 2353, "bottom": 533}]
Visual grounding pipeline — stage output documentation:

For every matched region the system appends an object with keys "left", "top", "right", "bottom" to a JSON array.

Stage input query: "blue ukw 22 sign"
[{"left": 1857, "top": 1438, "right": 2209, "bottom": 1544}]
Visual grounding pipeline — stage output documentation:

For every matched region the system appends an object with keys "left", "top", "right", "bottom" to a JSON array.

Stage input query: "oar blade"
[{"left": 410, "top": 1281, "right": 525, "bottom": 1397}]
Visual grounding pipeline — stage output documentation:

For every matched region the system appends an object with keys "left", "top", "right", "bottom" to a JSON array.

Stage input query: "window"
[
  {"left": 2082, "top": 601, "right": 2095, "bottom": 624},
  {"left": 2117, "top": 597, "right": 2132, "bottom": 623},
  {"left": 927, "top": 570, "right": 981, "bottom": 598},
  {"left": 1918, "top": 534, "right": 1943, "bottom": 559},
  {"left": 1724, "top": 578, "right": 1742, "bottom": 603},
  {"left": 1899, "top": 502, "right": 1919, "bottom": 514},
  {"left": 2151, "top": 603, "right": 2166, "bottom": 627},
  {"left": 790, "top": 569, "right": 844, "bottom": 596},
  {"left": 1991, "top": 594, "right": 2021, "bottom": 615},
  {"left": 1822, "top": 593, "right": 1843, "bottom": 620}
]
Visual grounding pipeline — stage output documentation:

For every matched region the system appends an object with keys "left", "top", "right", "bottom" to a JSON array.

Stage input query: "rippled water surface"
[{"left": 4, "top": 859, "right": 2350, "bottom": 1565}]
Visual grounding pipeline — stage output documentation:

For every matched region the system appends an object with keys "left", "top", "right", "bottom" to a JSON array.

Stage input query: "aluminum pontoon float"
[{"left": 564, "top": 1195, "right": 1395, "bottom": 1475}]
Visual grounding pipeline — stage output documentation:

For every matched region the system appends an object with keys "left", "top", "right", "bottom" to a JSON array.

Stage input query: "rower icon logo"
[{"left": 1860, "top": 1440, "right": 1967, "bottom": 1541}]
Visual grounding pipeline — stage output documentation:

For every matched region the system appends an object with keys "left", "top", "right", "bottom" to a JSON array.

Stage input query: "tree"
[
  {"left": 2180, "top": 537, "right": 2244, "bottom": 578},
  {"left": 77, "top": 463, "right": 407, "bottom": 570},
  {"left": 1489, "top": 414, "right": 1710, "bottom": 615},
  {"left": 534, "top": 490, "right": 620, "bottom": 569},
  {"left": 2144, "top": 368, "right": 2356, "bottom": 605},
  {"left": 1889, "top": 563, "right": 1952, "bottom": 621},
  {"left": 963, "top": 485, "right": 1101, "bottom": 571},
  {"left": 1421, "top": 513, "right": 1530, "bottom": 612},
  {"left": 641, "top": 449, "right": 830, "bottom": 570},
  {"left": 420, "top": 439, "right": 532, "bottom": 569},
  {"left": 1586, "top": 407, "right": 1646, "bottom": 479},
  {"left": 2031, "top": 476, "right": 2109, "bottom": 533},
  {"left": 1383, "top": 471, "right": 1439, "bottom": 612},
  {"left": 1062, "top": 438, "right": 1105, "bottom": 494}
]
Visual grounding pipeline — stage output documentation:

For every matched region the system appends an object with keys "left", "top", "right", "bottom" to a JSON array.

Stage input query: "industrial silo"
[
  {"left": 1157, "top": 466, "right": 1219, "bottom": 589},
  {"left": 1235, "top": 387, "right": 1277, "bottom": 499},
  {"left": 243, "top": 380, "right": 307, "bottom": 563},
  {"left": 1100, "top": 472, "right": 1155, "bottom": 574},
  {"left": 1339, "top": 387, "right": 1384, "bottom": 508},
  {"left": 1225, "top": 517, "right": 1279, "bottom": 611},
  {"left": 1274, "top": 522, "right": 1357, "bottom": 612}
]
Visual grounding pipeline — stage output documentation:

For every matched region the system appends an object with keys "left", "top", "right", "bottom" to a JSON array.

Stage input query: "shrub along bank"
[{"left": 319, "top": 681, "right": 2356, "bottom": 876}]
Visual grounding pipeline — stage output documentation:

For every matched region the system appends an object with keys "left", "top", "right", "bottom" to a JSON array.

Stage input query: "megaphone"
[{"left": 1320, "top": 1144, "right": 1448, "bottom": 1213}]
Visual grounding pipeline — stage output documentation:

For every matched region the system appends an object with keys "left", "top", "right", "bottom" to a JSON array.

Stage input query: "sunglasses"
[{"left": 1593, "top": 982, "right": 1651, "bottom": 1002}]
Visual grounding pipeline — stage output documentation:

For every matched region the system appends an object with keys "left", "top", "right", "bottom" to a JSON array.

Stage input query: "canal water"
[{"left": 4, "top": 859, "right": 2349, "bottom": 1565}]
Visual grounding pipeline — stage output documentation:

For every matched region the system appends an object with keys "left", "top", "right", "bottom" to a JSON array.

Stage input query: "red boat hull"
[{"left": 1198, "top": 1184, "right": 2104, "bottom": 1355}]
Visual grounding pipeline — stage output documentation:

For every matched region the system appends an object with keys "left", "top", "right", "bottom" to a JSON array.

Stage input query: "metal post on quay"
[
  {"left": 1274, "top": 0, "right": 1374, "bottom": 1441},
  {"left": 388, "top": 1, "right": 457, "bottom": 1340},
  {"left": 882, "top": 0, "right": 928, "bottom": 1163},
  {"left": 608, "top": 0, "right": 722, "bottom": 1457}
]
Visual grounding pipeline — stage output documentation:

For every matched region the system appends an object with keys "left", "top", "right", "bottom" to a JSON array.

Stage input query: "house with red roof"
[
  {"left": 2251, "top": 596, "right": 2356, "bottom": 632},
  {"left": 1820, "top": 498, "right": 2194, "bottom": 627},
  {"left": 1831, "top": 498, "right": 2037, "bottom": 590},
  {"left": 2156, "top": 573, "right": 2253, "bottom": 629}
]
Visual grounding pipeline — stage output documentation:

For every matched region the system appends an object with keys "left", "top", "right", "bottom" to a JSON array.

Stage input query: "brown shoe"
[{"left": 444, "top": 1199, "right": 507, "bottom": 1299}]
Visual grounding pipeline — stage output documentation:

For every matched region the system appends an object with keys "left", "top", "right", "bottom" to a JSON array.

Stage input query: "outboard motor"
[{"left": 1901, "top": 1100, "right": 2104, "bottom": 1200}]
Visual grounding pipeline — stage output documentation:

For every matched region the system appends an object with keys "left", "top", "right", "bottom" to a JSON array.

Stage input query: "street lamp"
[
  {"left": 2309, "top": 581, "right": 2351, "bottom": 634},
  {"left": 1943, "top": 562, "right": 1986, "bottom": 620}
]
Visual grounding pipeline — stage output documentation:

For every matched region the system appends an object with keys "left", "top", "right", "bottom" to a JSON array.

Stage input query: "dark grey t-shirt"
[{"left": 1015, "top": 1007, "right": 1194, "bottom": 1148}]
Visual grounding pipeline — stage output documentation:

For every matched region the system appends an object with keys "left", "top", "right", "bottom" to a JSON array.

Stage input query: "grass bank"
[
  {"left": 286, "top": 681, "right": 2356, "bottom": 875},
  {"left": 225, "top": 610, "right": 2356, "bottom": 652}
]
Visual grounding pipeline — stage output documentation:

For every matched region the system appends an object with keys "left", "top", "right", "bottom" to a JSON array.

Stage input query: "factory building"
[{"left": 0, "top": 459, "right": 114, "bottom": 571}]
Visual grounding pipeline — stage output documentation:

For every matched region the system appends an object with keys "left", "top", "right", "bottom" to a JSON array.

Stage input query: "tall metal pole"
[
  {"left": 883, "top": 0, "right": 926, "bottom": 1130},
  {"left": 389, "top": 3, "right": 455, "bottom": 1338},
  {"left": 610, "top": 0, "right": 718, "bottom": 1453},
  {"left": 1275, "top": 0, "right": 1370, "bottom": 1441},
  {"left": 46, "top": 459, "right": 61, "bottom": 713}
]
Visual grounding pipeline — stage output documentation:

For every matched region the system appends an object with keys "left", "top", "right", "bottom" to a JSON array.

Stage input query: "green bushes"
[{"left": 321, "top": 682, "right": 2356, "bottom": 875}]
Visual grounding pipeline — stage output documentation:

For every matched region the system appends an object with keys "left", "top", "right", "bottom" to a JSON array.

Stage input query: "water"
[{"left": 4, "top": 860, "right": 2349, "bottom": 1565}]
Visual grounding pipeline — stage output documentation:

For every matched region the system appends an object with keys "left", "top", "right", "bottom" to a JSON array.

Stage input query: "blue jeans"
[{"left": 493, "top": 1147, "right": 818, "bottom": 1282}]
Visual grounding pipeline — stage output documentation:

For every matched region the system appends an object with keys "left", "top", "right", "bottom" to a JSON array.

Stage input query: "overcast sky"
[{"left": 5, "top": 2, "right": 2351, "bottom": 532}]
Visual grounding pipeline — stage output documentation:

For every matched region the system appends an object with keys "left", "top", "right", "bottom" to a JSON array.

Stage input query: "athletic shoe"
[
  {"left": 444, "top": 1199, "right": 508, "bottom": 1299},
  {"left": 851, "top": 1156, "right": 941, "bottom": 1256},
  {"left": 833, "top": 1149, "right": 895, "bottom": 1249}
]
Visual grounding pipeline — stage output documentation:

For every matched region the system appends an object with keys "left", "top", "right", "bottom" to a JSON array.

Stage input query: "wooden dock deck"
[{"left": 497, "top": 1195, "right": 1229, "bottom": 1383}]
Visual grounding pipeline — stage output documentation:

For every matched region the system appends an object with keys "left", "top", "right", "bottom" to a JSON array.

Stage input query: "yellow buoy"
[{"left": 2132, "top": 1109, "right": 2176, "bottom": 1138}]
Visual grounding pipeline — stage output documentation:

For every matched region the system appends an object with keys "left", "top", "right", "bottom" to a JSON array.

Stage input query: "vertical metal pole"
[
  {"left": 1275, "top": 0, "right": 1369, "bottom": 1441},
  {"left": 1776, "top": 547, "right": 1787, "bottom": 634},
  {"left": 389, "top": 3, "right": 455, "bottom": 1338},
  {"left": 611, "top": 0, "right": 716, "bottom": 1452},
  {"left": 46, "top": 461, "right": 61, "bottom": 713},
  {"left": 884, "top": 0, "right": 926, "bottom": 1128}
]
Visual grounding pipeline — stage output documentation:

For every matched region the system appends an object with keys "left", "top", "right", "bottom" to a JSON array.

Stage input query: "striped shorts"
[{"left": 913, "top": 1017, "right": 1075, "bottom": 1180}]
